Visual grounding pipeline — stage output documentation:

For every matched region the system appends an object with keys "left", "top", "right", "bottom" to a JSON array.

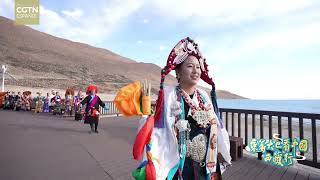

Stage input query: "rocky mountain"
[{"left": 0, "top": 16, "right": 245, "bottom": 99}]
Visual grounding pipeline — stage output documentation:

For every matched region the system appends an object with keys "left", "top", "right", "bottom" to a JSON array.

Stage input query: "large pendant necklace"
[
  {"left": 192, "top": 110, "right": 214, "bottom": 128},
  {"left": 177, "top": 86, "right": 215, "bottom": 128}
]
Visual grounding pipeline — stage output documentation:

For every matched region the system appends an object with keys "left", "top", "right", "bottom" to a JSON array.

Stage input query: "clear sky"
[{"left": 1, "top": 0, "right": 319, "bottom": 99}]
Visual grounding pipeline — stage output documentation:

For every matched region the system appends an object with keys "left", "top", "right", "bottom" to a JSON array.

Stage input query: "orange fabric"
[
  {"left": 114, "top": 81, "right": 143, "bottom": 116},
  {"left": 142, "top": 95, "right": 151, "bottom": 115},
  {"left": 146, "top": 151, "right": 152, "bottom": 159}
]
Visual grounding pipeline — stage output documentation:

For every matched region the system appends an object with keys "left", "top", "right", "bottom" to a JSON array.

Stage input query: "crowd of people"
[
  {"left": 2, "top": 89, "right": 85, "bottom": 117},
  {"left": 1, "top": 85, "right": 109, "bottom": 134}
]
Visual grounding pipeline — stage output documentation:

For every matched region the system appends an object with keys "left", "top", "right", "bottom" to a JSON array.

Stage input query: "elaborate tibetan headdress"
[{"left": 154, "top": 37, "right": 219, "bottom": 125}]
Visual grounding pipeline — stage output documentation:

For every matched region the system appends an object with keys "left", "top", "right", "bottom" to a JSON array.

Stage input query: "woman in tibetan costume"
[
  {"left": 115, "top": 37, "right": 231, "bottom": 180},
  {"left": 22, "top": 91, "right": 32, "bottom": 111},
  {"left": 64, "top": 88, "right": 75, "bottom": 117},
  {"left": 74, "top": 90, "right": 84, "bottom": 121},
  {"left": 81, "top": 85, "right": 108, "bottom": 133},
  {"left": 34, "top": 92, "right": 43, "bottom": 113},
  {"left": 43, "top": 93, "right": 50, "bottom": 113}
]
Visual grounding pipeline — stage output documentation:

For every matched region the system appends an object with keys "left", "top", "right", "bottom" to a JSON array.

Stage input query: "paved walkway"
[{"left": 0, "top": 110, "right": 139, "bottom": 180}]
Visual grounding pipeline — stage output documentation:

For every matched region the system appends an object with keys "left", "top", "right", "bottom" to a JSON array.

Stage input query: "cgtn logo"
[
  {"left": 15, "top": 0, "right": 39, "bottom": 25},
  {"left": 16, "top": 6, "right": 39, "bottom": 18}
]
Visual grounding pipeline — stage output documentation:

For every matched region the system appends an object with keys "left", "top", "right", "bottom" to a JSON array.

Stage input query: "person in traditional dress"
[
  {"left": 43, "top": 93, "right": 50, "bottom": 113},
  {"left": 14, "top": 92, "right": 23, "bottom": 111},
  {"left": 0, "top": 92, "right": 7, "bottom": 109},
  {"left": 115, "top": 37, "right": 231, "bottom": 180},
  {"left": 34, "top": 92, "right": 43, "bottom": 113},
  {"left": 53, "top": 92, "right": 62, "bottom": 104},
  {"left": 74, "top": 90, "right": 84, "bottom": 121},
  {"left": 51, "top": 91, "right": 62, "bottom": 115},
  {"left": 3, "top": 92, "right": 10, "bottom": 109},
  {"left": 81, "top": 85, "right": 108, "bottom": 133},
  {"left": 9, "top": 92, "right": 15, "bottom": 109},
  {"left": 49, "top": 90, "right": 55, "bottom": 112},
  {"left": 64, "top": 88, "right": 75, "bottom": 117},
  {"left": 22, "top": 91, "right": 32, "bottom": 111}
]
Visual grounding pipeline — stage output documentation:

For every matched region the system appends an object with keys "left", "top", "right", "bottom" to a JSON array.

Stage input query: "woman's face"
[{"left": 176, "top": 55, "right": 201, "bottom": 87}]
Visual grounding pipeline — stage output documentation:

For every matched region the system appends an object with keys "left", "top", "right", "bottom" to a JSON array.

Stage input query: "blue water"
[{"left": 217, "top": 100, "right": 320, "bottom": 114}]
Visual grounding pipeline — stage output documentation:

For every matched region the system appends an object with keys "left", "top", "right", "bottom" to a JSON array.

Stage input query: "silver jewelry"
[
  {"left": 186, "top": 134, "right": 208, "bottom": 163},
  {"left": 175, "top": 119, "right": 191, "bottom": 157},
  {"left": 171, "top": 101, "right": 182, "bottom": 117},
  {"left": 175, "top": 119, "right": 190, "bottom": 132},
  {"left": 192, "top": 110, "right": 215, "bottom": 128}
]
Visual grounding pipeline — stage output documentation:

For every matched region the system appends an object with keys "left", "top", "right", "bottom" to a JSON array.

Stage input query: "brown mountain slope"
[{"left": 0, "top": 16, "right": 245, "bottom": 99}]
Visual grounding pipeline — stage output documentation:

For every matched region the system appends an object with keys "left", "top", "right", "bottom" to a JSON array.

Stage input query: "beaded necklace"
[{"left": 176, "top": 86, "right": 214, "bottom": 128}]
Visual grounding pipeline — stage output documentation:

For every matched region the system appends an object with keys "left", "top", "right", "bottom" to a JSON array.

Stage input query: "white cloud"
[
  {"left": 150, "top": 0, "right": 316, "bottom": 27},
  {"left": 28, "top": 0, "right": 145, "bottom": 47},
  {"left": 36, "top": 6, "right": 68, "bottom": 34},
  {"left": 62, "top": 9, "right": 83, "bottom": 19},
  {"left": 245, "top": 23, "right": 320, "bottom": 50},
  {"left": 205, "top": 21, "right": 320, "bottom": 64},
  {"left": 102, "top": 0, "right": 144, "bottom": 26},
  {"left": 137, "top": 40, "right": 143, "bottom": 44},
  {"left": 143, "top": 18, "right": 149, "bottom": 23},
  {"left": 219, "top": 70, "right": 320, "bottom": 99},
  {"left": 0, "top": 0, "right": 14, "bottom": 18}
]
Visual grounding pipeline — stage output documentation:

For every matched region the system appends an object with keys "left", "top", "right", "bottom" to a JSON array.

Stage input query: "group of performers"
[
  {"left": 1, "top": 89, "right": 85, "bottom": 116},
  {"left": 0, "top": 86, "right": 109, "bottom": 134},
  {"left": 3, "top": 91, "right": 32, "bottom": 111}
]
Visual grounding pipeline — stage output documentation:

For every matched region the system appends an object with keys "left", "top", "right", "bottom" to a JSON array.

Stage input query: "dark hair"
[
  {"left": 175, "top": 62, "right": 183, "bottom": 71},
  {"left": 175, "top": 61, "right": 184, "bottom": 82}
]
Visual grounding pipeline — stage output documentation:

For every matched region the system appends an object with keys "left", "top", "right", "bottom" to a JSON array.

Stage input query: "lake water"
[
  {"left": 217, "top": 99, "right": 320, "bottom": 125},
  {"left": 217, "top": 99, "right": 320, "bottom": 114}
]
